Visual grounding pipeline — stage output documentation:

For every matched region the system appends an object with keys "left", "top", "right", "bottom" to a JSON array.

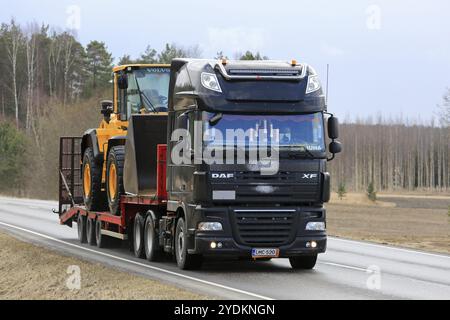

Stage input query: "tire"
[
  {"left": 133, "top": 213, "right": 145, "bottom": 258},
  {"left": 289, "top": 255, "right": 318, "bottom": 270},
  {"left": 86, "top": 217, "right": 96, "bottom": 246},
  {"left": 95, "top": 219, "right": 111, "bottom": 248},
  {"left": 82, "top": 147, "right": 107, "bottom": 211},
  {"left": 175, "top": 217, "right": 203, "bottom": 270},
  {"left": 144, "top": 213, "right": 161, "bottom": 262},
  {"left": 77, "top": 214, "right": 87, "bottom": 243},
  {"left": 106, "top": 146, "right": 125, "bottom": 215}
]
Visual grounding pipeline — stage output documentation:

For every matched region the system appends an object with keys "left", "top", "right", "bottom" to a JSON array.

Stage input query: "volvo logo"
[{"left": 211, "top": 173, "right": 234, "bottom": 179}]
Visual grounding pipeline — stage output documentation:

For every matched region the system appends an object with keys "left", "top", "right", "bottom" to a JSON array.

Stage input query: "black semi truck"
[{"left": 58, "top": 59, "right": 342, "bottom": 270}]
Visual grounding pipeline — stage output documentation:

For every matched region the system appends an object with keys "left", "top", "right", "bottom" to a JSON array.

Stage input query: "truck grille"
[{"left": 233, "top": 209, "right": 297, "bottom": 246}]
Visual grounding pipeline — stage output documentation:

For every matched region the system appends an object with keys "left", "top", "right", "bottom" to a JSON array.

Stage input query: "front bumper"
[{"left": 189, "top": 235, "right": 327, "bottom": 257}]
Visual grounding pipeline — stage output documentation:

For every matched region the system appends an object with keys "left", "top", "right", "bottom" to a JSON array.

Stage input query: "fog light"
[
  {"left": 198, "top": 222, "right": 223, "bottom": 231},
  {"left": 311, "top": 241, "right": 317, "bottom": 248},
  {"left": 210, "top": 242, "right": 217, "bottom": 249},
  {"left": 217, "top": 242, "right": 223, "bottom": 249},
  {"left": 306, "top": 222, "right": 326, "bottom": 231}
]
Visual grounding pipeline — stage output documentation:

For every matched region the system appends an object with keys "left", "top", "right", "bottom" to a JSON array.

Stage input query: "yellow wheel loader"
[{"left": 80, "top": 64, "right": 170, "bottom": 214}]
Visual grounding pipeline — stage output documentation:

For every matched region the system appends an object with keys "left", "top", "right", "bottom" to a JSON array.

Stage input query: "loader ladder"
[{"left": 58, "top": 137, "right": 83, "bottom": 215}]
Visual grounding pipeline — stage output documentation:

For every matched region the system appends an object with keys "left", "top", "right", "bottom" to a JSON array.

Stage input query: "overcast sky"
[{"left": 2, "top": 0, "right": 449, "bottom": 122}]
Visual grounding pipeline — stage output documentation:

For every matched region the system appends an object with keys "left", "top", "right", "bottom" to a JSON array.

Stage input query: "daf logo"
[
  {"left": 212, "top": 173, "right": 234, "bottom": 179},
  {"left": 302, "top": 173, "right": 318, "bottom": 179}
]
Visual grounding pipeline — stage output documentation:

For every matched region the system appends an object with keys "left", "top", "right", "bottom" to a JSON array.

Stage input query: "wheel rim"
[
  {"left": 87, "top": 219, "right": 92, "bottom": 238},
  {"left": 108, "top": 162, "right": 117, "bottom": 201},
  {"left": 146, "top": 221, "right": 153, "bottom": 253},
  {"left": 134, "top": 219, "right": 141, "bottom": 250},
  {"left": 83, "top": 163, "right": 91, "bottom": 198},
  {"left": 96, "top": 221, "right": 101, "bottom": 243},
  {"left": 177, "top": 228, "right": 184, "bottom": 262},
  {"left": 77, "top": 215, "right": 83, "bottom": 239}
]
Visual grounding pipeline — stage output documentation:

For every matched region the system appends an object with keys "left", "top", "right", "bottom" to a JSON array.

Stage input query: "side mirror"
[
  {"left": 328, "top": 117, "right": 339, "bottom": 140},
  {"left": 101, "top": 100, "right": 113, "bottom": 123},
  {"left": 329, "top": 141, "right": 342, "bottom": 154},
  {"left": 118, "top": 74, "right": 128, "bottom": 90}
]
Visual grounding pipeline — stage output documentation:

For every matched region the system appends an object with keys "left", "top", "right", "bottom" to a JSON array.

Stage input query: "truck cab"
[{"left": 164, "top": 59, "right": 342, "bottom": 269}]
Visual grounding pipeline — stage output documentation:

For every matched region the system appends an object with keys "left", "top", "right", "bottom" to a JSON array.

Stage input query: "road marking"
[
  {"left": 320, "top": 262, "right": 368, "bottom": 272},
  {"left": 0, "top": 221, "right": 274, "bottom": 301},
  {"left": 329, "top": 237, "right": 450, "bottom": 259}
]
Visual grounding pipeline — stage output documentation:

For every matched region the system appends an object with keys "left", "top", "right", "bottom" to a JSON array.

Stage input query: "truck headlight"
[
  {"left": 306, "top": 222, "right": 326, "bottom": 231},
  {"left": 305, "top": 75, "right": 321, "bottom": 94},
  {"left": 198, "top": 222, "right": 223, "bottom": 231},
  {"left": 201, "top": 72, "right": 222, "bottom": 93}
]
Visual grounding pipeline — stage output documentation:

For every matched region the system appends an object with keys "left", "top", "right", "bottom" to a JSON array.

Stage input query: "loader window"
[{"left": 126, "top": 73, "right": 141, "bottom": 117}]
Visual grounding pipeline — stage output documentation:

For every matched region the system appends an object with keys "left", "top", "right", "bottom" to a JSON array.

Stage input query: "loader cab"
[{"left": 113, "top": 64, "right": 171, "bottom": 122}]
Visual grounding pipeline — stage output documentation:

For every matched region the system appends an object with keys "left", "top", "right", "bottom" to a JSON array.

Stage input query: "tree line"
[
  {"left": 330, "top": 112, "right": 450, "bottom": 192},
  {"left": 0, "top": 19, "right": 448, "bottom": 198}
]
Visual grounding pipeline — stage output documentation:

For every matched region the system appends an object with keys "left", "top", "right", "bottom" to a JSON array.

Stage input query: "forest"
[{"left": 0, "top": 20, "right": 448, "bottom": 199}]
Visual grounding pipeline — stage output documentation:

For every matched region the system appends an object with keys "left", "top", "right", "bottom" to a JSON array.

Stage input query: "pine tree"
[
  {"left": 367, "top": 182, "right": 377, "bottom": 201},
  {"left": 85, "top": 40, "right": 112, "bottom": 89},
  {"left": 337, "top": 182, "right": 347, "bottom": 200}
]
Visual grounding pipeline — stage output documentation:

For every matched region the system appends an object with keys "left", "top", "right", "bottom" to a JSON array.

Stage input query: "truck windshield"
[
  {"left": 131, "top": 68, "right": 170, "bottom": 112},
  {"left": 203, "top": 112, "right": 325, "bottom": 151}
]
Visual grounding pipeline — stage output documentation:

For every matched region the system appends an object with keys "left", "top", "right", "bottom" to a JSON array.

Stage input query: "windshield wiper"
[
  {"left": 281, "top": 146, "right": 316, "bottom": 159},
  {"left": 135, "top": 78, "right": 157, "bottom": 113}
]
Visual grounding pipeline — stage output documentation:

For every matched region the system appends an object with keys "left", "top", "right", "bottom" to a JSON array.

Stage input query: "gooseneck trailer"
[{"left": 57, "top": 59, "right": 342, "bottom": 270}]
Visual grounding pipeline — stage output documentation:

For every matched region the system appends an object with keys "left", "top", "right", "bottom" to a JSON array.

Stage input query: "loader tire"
[
  {"left": 106, "top": 146, "right": 125, "bottom": 215},
  {"left": 82, "top": 148, "right": 107, "bottom": 212}
]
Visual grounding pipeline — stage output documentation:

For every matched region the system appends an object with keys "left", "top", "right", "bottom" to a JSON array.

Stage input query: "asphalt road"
[{"left": 0, "top": 196, "right": 449, "bottom": 300}]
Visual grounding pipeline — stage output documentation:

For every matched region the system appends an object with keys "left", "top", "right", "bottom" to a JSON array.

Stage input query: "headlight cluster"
[
  {"left": 198, "top": 222, "right": 223, "bottom": 231},
  {"left": 306, "top": 222, "right": 326, "bottom": 231}
]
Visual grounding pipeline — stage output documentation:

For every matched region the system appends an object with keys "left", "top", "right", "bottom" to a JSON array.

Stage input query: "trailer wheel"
[
  {"left": 77, "top": 214, "right": 87, "bottom": 243},
  {"left": 289, "top": 255, "right": 318, "bottom": 270},
  {"left": 82, "top": 147, "right": 107, "bottom": 212},
  {"left": 106, "top": 146, "right": 125, "bottom": 215},
  {"left": 175, "top": 217, "right": 203, "bottom": 270},
  {"left": 144, "top": 213, "right": 161, "bottom": 262},
  {"left": 133, "top": 213, "right": 145, "bottom": 258},
  {"left": 95, "top": 219, "right": 111, "bottom": 248},
  {"left": 86, "top": 217, "right": 96, "bottom": 246}
]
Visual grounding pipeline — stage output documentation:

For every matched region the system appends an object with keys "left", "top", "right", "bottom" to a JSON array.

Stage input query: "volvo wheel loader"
[
  {"left": 57, "top": 59, "right": 342, "bottom": 270},
  {"left": 80, "top": 64, "right": 171, "bottom": 214}
]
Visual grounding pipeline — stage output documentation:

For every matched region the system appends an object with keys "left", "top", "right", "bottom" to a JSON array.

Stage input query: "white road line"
[
  {"left": 0, "top": 221, "right": 274, "bottom": 301},
  {"left": 329, "top": 237, "right": 450, "bottom": 259},
  {"left": 320, "top": 262, "right": 368, "bottom": 272}
]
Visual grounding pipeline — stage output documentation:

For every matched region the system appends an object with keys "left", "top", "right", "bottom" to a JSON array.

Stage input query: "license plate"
[{"left": 252, "top": 248, "right": 280, "bottom": 259}]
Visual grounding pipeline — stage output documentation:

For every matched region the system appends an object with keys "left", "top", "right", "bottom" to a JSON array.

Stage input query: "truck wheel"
[
  {"left": 144, "top": 213, "right": 161, "bottom": 262},
  {"left": 82, "top": 147, "right": 107, "bottom": 212},
  {"left": 175, "top": 217, "right": 203, "bottom": 270},
  {"left": 77, "top": 214, "right": 87, "bottom": 243},
  {"left": 133, "top": 213, "right": 145, "bottom": 258},
  {"left": 95, "top": 219, "right": 111, "bottom": 248},
  {"left": 106, "top": 146, "right": 125, "bottom": 215},
  {"left": 289, "top": 255, "right": 318, "bottom": 270},
  {"left": 86, "top": 217, "right": 96, "bottom": 246}
]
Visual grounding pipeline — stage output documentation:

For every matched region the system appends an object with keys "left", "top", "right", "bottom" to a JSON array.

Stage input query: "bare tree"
[{"left": 2, "top": 20, "right": 24, "bottom": 128}]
